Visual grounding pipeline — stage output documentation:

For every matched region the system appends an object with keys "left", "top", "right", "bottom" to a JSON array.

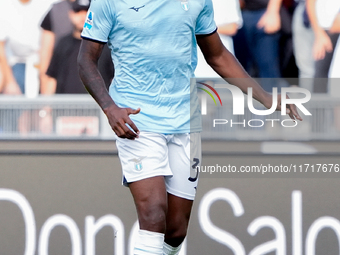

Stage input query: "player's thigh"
[
  {"left": 129, "top": 176, "right": 168, "bottom": 212},
  {"left": 165, "top": 132, "right": 201, "bottom": 201},
  {"left": 116, "top": 131, "right": 172, "bottom": 185},
  {"left": 129, "top": 176, "right": 168, "bottom": 232},
  {"left": 164, "top": 193, "right": 193, "bottom": 246},
  {"left": 166, "top": 192, "right": 193, "bottom": 227}
]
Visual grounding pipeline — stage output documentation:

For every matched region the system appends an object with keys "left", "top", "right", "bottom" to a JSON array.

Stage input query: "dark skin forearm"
[
  {"left": 211, "top": 50, "right": 269, "bottom": 104},
  {"left": 197, "top": 32, "right": 270, "bottom": 106},
  {"left": 78, "top": 39, "right": 140, "bottom": 139},
  {"left": 196, "top": 32, "right": 302, "bottom": 120},
  {"left": 78, "top": 39, "right": 114, "bottom": 110}
]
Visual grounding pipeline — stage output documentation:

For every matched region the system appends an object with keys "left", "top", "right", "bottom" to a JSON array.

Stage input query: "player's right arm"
[{"left": 78, "top": 39, "right": 140, "bottom": 140}]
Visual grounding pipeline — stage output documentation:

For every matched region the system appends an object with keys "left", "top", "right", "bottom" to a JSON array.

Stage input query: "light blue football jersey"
[{"left": 81, "top": 0, "right": 216, "bottom": 134}]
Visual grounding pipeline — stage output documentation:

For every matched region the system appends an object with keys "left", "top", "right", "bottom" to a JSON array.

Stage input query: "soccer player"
[{"left": 78, "top": 0, "right": 302, "bottom": 254}]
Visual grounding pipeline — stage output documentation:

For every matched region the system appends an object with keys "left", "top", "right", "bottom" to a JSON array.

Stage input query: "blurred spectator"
[
  {"left": 327, "top": 12, "right": 340, "bottom": 96},
  {"left": 329, "top": 34, "right": 340, "bottom": 131},
  {"left": 236, "top": 0, "right": 284, "bottom": 91},
  {"left": 0, "top": 0, "right": 56, "bottom": 96},
  {"left": 0, "top": 42, "right": 21, "bottom": 95},
  {"left": 292, "top": 0, "right": 314, "bottom": 91},
  {"left": 195, "top": 0, "right": 243, "bottom": 78},
  {"left": 18, "top": 0, "right": 113, "bottom": 135},
  {"left": 39, "top": 0, "right": 74, "bottom": 93},
  {"left": 278, "top": 0, "right": 298, "bottom": 80},
  {"left": 0, "top": 69, "right": 3, "bottom": 92},
  {"left": 44, "top": 0, "right": 113, "bottom": 94},
  {"left": 307, "top": 0, "right": 340, "bottom": 93}
]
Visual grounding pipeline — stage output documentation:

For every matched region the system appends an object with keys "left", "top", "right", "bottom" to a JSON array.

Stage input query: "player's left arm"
[{"left": 196, "top": 32, "right": 302, "bottom": 121}]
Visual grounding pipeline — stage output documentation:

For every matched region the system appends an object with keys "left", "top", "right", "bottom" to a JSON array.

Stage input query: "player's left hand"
[
  {"left": 276, "top": 94, "right": 303, "bottom": 121},
  {"left": 262, "top": 93, "right": 302, "bottom": 121}
]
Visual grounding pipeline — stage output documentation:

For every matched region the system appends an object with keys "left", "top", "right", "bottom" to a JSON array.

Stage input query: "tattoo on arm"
[{"left": 78, "top": 39, "right": 115, "bottom": 110}]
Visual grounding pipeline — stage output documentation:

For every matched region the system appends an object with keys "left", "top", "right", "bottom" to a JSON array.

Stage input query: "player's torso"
[
  {"left": 98, "top": 0, "right": 207, "bottom": 133},
  {"left": 107, "top": 0, "right": 205, "bottom": 96}
]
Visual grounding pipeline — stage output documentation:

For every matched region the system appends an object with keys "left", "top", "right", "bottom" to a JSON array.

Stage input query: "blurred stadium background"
[
  {"left": 1, "top": 0, "right": 340, "bottom": 253},
  {"left": 1, "top": 91, "right": 340, "bottom": 254}
]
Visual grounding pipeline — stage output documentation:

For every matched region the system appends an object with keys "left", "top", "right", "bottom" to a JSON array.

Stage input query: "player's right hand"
[{"left": 103, "top": 104, "right": 140, "bottom": 140}]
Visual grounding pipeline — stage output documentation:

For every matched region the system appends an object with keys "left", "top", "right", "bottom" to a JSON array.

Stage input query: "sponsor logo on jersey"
[
  {"left": 84, "top": 11, "right": 94, "bottom": 30},
  {"left": 129, "top": 5, "right": 145, "bottom": 12},
  {"left": 181, "top": 0, "right": 189, "bottom": 11}
]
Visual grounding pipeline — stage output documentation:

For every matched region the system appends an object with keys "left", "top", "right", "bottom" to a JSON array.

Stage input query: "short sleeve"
[
  {"left": 195, "top": 0, "right": 217, "bottom": 35},
  {"left": 316, "top": 0, "right": 340, "bottom": 29},
  {"left": 46, "top": 36, "right": 69, "bottom": 79},
  {"left": 0, "top": 2, "right": 9, "bottom": 41},
  {"left": 213, "top": 0, "right": 243, "bottom": 28},
  {"left": 41, "top": 10, "right": 52, "bottom": 31},
  {"left": 81, "top": 0, "right": 115, "bottom": 43},
  {"left": 46, "top": 45, "right": 61, "bottom": 79},
  {"left": 0, "top": 23, "right": 7, "bottom": 41}
]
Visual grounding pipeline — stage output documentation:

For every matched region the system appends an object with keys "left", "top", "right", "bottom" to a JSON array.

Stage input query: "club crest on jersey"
[
  {"left": 129, "top": 156, "right": 146, "bottom": 171},
  {"left": 181, "top": 0, "right": 189, "bottom": 11},
  {"left": 84, "top": 11, "right": 94, "bottom": 30}
]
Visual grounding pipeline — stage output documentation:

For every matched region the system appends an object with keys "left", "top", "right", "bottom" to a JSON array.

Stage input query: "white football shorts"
[{"left": 115, "top": 131, "right": 201, "bottom": 200}]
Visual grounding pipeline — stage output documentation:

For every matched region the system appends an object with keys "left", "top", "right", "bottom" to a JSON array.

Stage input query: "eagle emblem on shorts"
[
  {"left": 181, "top": 0, "right": 189, "bottom": 11},
  {"left": 129, "top": 156, "right": 146, "bottom": 171}
]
